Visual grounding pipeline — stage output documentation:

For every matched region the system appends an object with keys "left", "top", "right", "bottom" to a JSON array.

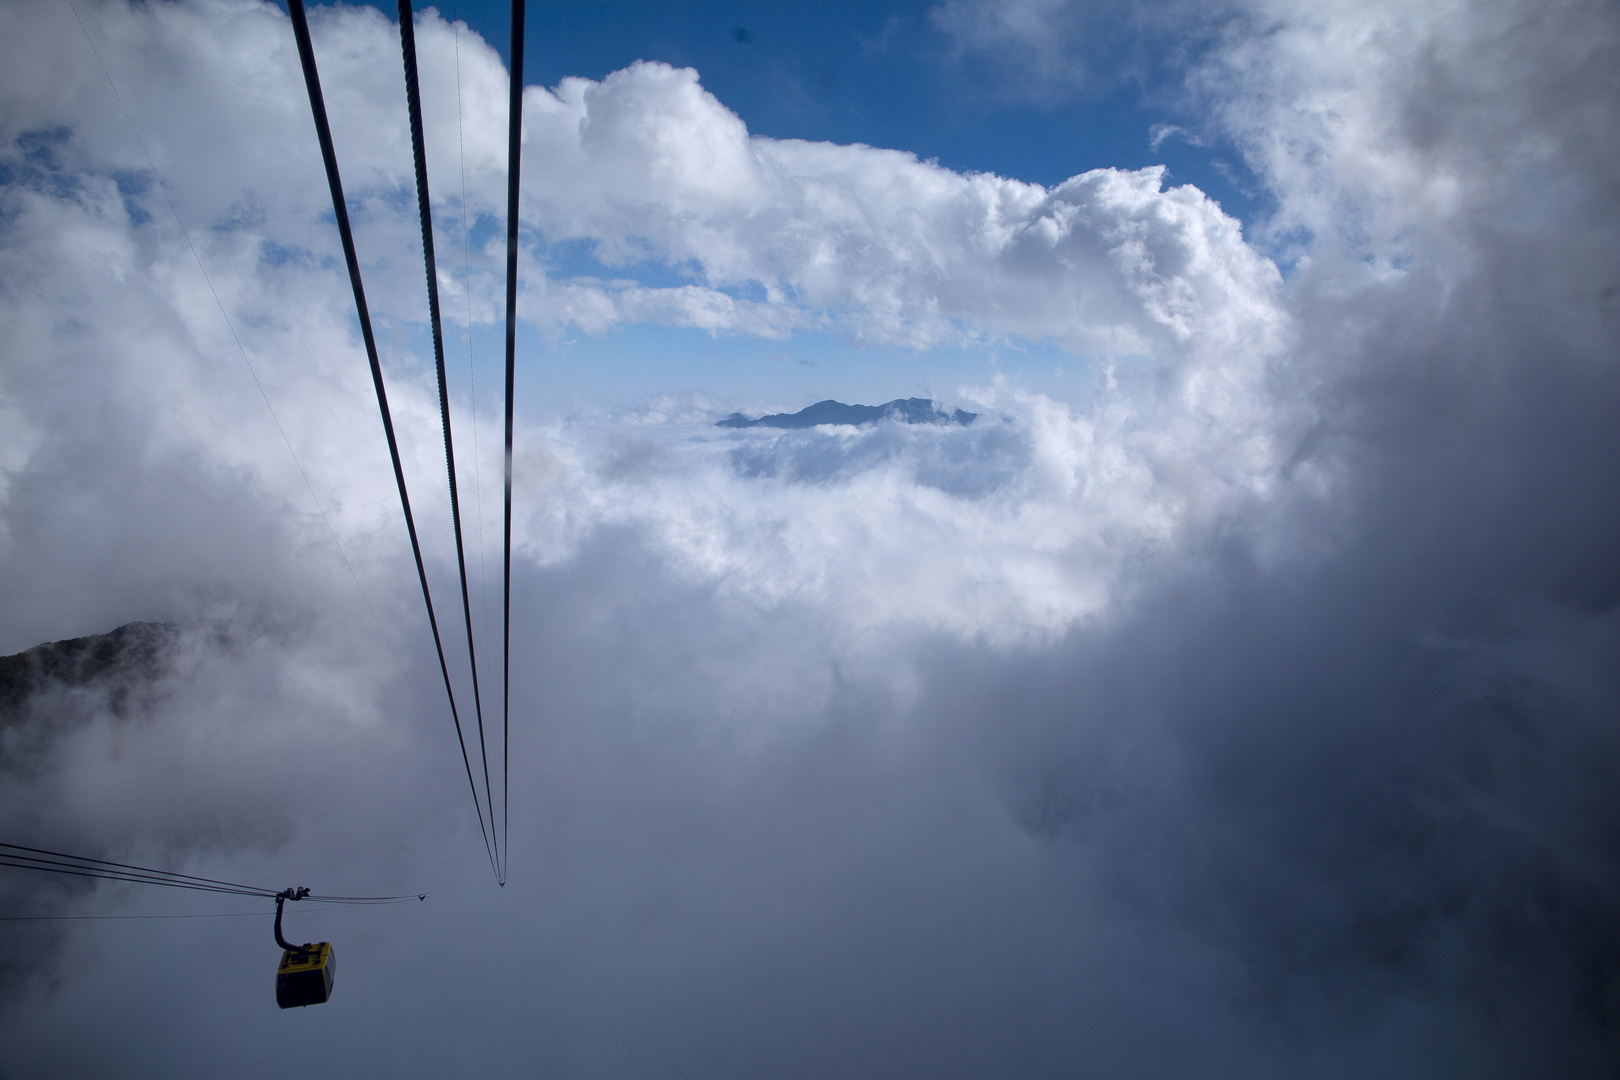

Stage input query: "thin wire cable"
[
  {"left": 1, "top": 911, "right": 268, "bottom": 921},
  {"left": 0, "top": 856, "right": 270, "bottom": 899},
  {"left": 303, "top": 892, "right": 427, "bottom": 904},
  {"left": 66, "top": 0, "right": 492, "bottom": 887},
  {"left": 288, "top": 0, "right": 496, "bottom": 878},
  {"left": 502, "top": 0, "right": 528, "bottom": 887},
  {"left": 0, "top": 862, "right": 429, "bottom": 905},
  {"left": 614, "top": 993, "right": 696, "bottom": 1080},
  {"left": 0, "top": 843, "right": 429, "bottom": 905},
  {"left": 449, "top": 7, "right": 502, "bottom": 886},
  {"left": 1, "top": 843, "right": 274, "bottom": 894},
  {"left": 61, "top": 0, "right": 437, "bottom": 738},
  {"left": 453, "top": 2, "right": 496, "bottom": 753},
  {"left": 397, "top": 0, "right": 498, "bottom": 874},
  {"left": 0, "top": 903, "right": 386, "bottom": 921},
  {"left": 605, "top": 1003, "right": 655, "bottom": 1080}
]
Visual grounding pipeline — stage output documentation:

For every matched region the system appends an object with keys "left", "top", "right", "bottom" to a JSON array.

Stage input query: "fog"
[{"left": 0, "top": 0, "right": 1615, "bottom": 1076}]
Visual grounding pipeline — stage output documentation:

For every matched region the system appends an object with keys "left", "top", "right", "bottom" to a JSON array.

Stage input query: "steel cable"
[
  {"left": 397, "top": 0, "right": 499, "bottom": 874},
  {"left": 61, "top": 0, "right": 444, "bottom": 761},
  {"left": 502, "top": 0, "right": 528, "bottom": 888},
  {"left": 287, "top": 0, "right": 496, "bottom": 877},
  {"left": 0, "top": 843, "right": 426, "bottom": 905}
]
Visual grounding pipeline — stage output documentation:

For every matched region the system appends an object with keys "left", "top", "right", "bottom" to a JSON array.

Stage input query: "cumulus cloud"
[
  {"left": 0, "top": 0, "right": 1617, "bottom": 1076},
  {"left": 0, "top": 0, "right": 1293, "bottom": 642},
  {"left": 0, "top": 0, "right": 1292, "bottom": 356},
  {"left": 524, "top": 59, "right": 1287, "bottom": 360}
]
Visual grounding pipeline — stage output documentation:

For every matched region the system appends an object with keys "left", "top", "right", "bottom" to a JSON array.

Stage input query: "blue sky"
[
  {"left": 327, "top": 0, "right": 1262, "bottom": 208},
  {"left": 265, "top": 0, "right": 1267, "bottom": 418}
]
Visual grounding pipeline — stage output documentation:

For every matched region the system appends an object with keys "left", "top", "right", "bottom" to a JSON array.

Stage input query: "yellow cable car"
[
  {"left": 276, "top": 941, "right": 336, "bottom": 1008},
  {"left": 273, "top": 887, "right": 336, "bottom": 1009}
]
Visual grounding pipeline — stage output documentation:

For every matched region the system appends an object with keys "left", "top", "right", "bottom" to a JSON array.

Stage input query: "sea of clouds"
[{"left": 0, "top": 0, "right": 1616, "bottom": 1076}]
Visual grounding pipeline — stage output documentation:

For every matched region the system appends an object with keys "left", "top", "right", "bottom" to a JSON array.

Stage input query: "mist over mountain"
[
  {"left": 0, "top": 0, "right": 1616, "bottom": 1076},
  {"left": 0, "top": 622, "right": 177, "bottom": 720},
  {"left": 0, "top": 622, "right": 180, "bottom": 996},
  {"left": 717, "top": 398, "right": 979, "bottom": 429}
]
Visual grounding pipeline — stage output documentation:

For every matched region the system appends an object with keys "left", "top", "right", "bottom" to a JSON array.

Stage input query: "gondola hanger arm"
[{"left": 273, "top": 887, "right": 312, "bottom": 953}]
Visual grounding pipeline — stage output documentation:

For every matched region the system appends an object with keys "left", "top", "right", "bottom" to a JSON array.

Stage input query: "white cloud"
[
  {"left": 928, "top": 0, "right": 1129, "bottom": 100},
  {"left": 1, "top": 2, "right": 1289, "bottom": 357},
  {"left": 524, "top": 60, "right": 1285, "bottom": 359},
  {"left": 0, "top": 0, "right": 1296, "bottom": 651},
  {"left": 2, "top": 0, "right": 1617, "bottom": 1074}
]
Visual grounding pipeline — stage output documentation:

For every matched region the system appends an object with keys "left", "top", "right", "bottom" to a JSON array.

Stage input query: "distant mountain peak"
[{"left": 717, "top": 398, "right": 977, "bottom": 430}]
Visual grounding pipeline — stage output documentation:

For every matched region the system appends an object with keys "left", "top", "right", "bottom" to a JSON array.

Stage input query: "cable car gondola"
[{"left": 273, "top": 887, "right": 335, "bottom": 1008}]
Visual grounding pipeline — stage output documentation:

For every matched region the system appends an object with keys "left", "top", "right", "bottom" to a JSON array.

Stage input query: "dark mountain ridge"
[
  {"left": 717, "top": 397, "right": 977, "bottom": 429},
  {"left": 0, "top": 622, "right": 177, "bottom": 718}
]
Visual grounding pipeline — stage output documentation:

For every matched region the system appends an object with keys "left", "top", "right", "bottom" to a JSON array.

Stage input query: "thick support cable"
[
  {"left": 287, "top": 0, "right": 496, "bottom": 878},
  {"left": 502, "top": 0, "right": 527, "bottom": 886},
  {"left": 397, "top": 0, "right": 498, "bottom": 873}
]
